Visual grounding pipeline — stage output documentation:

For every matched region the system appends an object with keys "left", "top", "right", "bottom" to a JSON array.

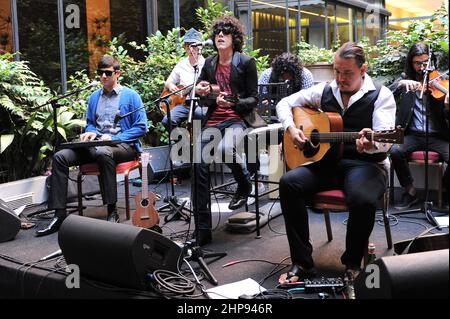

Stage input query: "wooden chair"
[
  {"left": 77, "top": 160, "right": 140, "bottom": 220},
  {"left": 312, "top": 189, "right": 393, "bottom": 250}
]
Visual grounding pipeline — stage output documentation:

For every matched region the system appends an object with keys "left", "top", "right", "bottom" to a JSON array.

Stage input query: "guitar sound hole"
[
  {"left": 304, "top": 129, "right": 320, "bottom": 158},
  {"left": 141, "top": 199, "right": 149, "bottom": 207}
]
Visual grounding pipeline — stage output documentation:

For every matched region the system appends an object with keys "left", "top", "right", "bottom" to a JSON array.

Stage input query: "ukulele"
[
  {"left": 132, "top": 152, "right": 160, "bottom": 229},
  {"left": 200, "top": 84, "right": 240, "bottom": 104},
  {"left": 283, "top": 106, "right": 404, "bottom": 169}
]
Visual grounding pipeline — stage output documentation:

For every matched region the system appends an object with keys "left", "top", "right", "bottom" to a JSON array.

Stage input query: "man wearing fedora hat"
[{"left": 162, "top": 28, "right": 206, "bottom": 129}]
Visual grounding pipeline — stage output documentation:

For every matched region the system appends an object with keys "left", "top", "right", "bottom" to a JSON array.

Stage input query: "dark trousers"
[
  {"left": 279, "top": 157, "right": 387, "bottom": 269},
  {"left": 162, "top": 104, "right": 205, "bottom": 129},
  {"left": 49, "top": 143, "right": 137, "bottom": 216},
  {"left": 193, "top": 121, "right": 250, "bottom": 230},
  {"left": 390, "top": 134, "right": 449, "bottom": 189}
]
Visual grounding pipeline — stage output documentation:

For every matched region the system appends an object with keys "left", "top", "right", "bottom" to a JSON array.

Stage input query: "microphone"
[
  {"left": 39, "top": 249, "right": 63, "bottom": 261},
  {"left": 401, "top": 72, "right": 407, "bottom": 79},
  {"left": 190, "top": 39, "right": 213, "bottom": 47}
]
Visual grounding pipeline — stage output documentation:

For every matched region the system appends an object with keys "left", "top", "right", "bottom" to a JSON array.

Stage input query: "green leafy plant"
[
  {"left": 296, "top": 40, "right": 335, "bottom": 65},
  {"left": 0, "top": 53, "right": 84, "bottom": 181},
  {"left": 366, "top": 3, "right": 449, "bottom": 85}
]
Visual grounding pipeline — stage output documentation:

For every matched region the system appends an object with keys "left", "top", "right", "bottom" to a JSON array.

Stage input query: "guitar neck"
[
  {"left": 309, "top": 132, "right": 371, "bottom": 143},
  {"left": 142, "top": 164, "right": 148, "bottom": 200}
]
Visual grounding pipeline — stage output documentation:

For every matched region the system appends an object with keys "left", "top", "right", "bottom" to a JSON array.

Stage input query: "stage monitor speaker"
[
  {"left": 58, "top": 215, "right": 182, "bottom": 290},
  {"left": 354, "top": 249, "right": 449, "bottom": 299},
  {"left": 0, "top": 200, "right": 21, "bottom": 243},
  {"left": 143, "top": 145, "right": 191, "bottom": 183}
]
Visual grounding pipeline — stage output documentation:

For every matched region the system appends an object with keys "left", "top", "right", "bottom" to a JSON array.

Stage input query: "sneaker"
[
  {"left": 246, "top": 182, "right": 266, "bottom": 206},
  {"left": 344, "top": 267, "right": 361, "bottom": 300},
  {"left": 395, "top": 192, "right": 420, "bottom": 210},
  {"left": 228, "top": 181, "right": 252, "bottom": 210},
  {"left": 107, "top": 212, "right": 120, "bottom": 223}
]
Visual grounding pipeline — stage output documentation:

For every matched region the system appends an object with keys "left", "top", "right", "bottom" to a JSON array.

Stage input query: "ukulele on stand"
[{"left": 132, "top": 152, "right": 161, "bottom": 231}]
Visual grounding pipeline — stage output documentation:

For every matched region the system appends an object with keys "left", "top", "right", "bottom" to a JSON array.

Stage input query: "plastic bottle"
[{"left": 367, "top": 242, "right": 377, "bottom": 264}]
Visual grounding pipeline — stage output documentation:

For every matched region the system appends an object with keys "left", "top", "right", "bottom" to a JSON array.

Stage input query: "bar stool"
[{"left": 77, "top": 160, "right": 140, "bottom": 220}]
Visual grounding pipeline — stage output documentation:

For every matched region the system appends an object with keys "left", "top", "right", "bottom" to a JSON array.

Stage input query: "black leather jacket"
[
  {"left": 389, "top": 77, "right": 449, "bottom": 140},
  {"left": 197, "top": 51, "right": 258, "bottom": 125}
]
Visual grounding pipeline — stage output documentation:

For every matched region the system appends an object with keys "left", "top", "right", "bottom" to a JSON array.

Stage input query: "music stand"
[
  {"left": 156, "top": 87, "right": 193, "bottom": 223},
  {"left": 257, "top": 81, "right": 292, "bottom": 123},
  {"left": 391, "top": 47, "right": 444, "bottom": 229},
  {"left": 185, "top": 64, "right": 226, "bottom": 286}
]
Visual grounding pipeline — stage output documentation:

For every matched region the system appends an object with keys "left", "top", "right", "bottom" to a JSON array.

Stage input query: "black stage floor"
[{"left": 0, "top": 174, "right": 448, "bottom": 300}]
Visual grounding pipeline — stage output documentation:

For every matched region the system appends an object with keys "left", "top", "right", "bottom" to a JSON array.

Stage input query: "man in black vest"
[
  {"left": 276, "top": 42, "right": 396, "bottom": 283},
  {"left": 389, "top": 43, "right": 449, "bottom": 210}
]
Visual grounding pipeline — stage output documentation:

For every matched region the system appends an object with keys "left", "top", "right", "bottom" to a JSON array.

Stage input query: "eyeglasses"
[
  {"left": 96, "top": 69, "right": 116, "bottom": 77},
  {"left": 412, "top": 60, "right": 428, "bottom": 67}
]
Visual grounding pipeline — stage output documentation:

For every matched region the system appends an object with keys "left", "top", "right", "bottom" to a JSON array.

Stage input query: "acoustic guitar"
[
  {"left": 159, "top": 85, "right": 192, "bottom": 113},
  {"left": 283, "top": 106, "right": 404, "bottom": 169},
  {"left": 132, "top": 152, "right": 160, "bottom": 229}
]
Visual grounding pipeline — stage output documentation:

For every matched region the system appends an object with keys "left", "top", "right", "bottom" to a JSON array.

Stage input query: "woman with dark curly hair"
[
  {"left": 194, "top": 16, "right": 258, "bottom": 246},
  {"left": 259, "top": 52, "right": 314, "bottom": 94}
]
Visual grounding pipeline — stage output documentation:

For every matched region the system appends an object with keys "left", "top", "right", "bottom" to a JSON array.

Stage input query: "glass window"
[
  {"left": 250, "top": 1, "right": 287, "bottom": 59},
  {"left": 299, "top": 0, "right": 326, "bottom": 48},
  {"left": 364, "top": 10, "right": 381, "bottom": 45},
  {"left": 326, "top": 3, "right": 335, "bottom": 49},
  {"left": 17, "top": 0, "right": 60, "bottom": 90},
  {"left": 157, "top": 0, "right": 174, "bottom": 34},
  {"left": 0, "top": 0, "right": 13, "bottom": 53},
  {"left": 288, "top": 2, "right": 300, "bottom": 53},
  {"left": 356, "top": 10, "right": 364, "bottom": 42},
  {"left": 64, "top": 0, "right": 89, "bottom": 83},
  {"left": 335, "top": 4, "right": 351, "bottom": 44},
  {"left": 111, "top": 0, "right": 148, "bottom": 60},
  {"left": 180, "top": 0, "right": 206, "bottom": 32}
]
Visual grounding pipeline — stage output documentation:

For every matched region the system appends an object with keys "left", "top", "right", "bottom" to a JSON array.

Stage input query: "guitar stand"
[
  {"left": 183, "top": 240, "right": 226, "bottom": 286},
  {"left": 160, "top": 196, "right": 191, "bottom": 223}
]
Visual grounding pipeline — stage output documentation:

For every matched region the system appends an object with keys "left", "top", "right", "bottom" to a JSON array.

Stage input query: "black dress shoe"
[
  {"left": 35, "top": 217, "right": 64, "bottom": 237},
  {"left": 107, "top": 212, "right": 120, "bottom": 223}
]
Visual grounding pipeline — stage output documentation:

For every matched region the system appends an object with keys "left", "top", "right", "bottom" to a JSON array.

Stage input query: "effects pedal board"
[{"left": 303, "top": 277, "right": 344, "bottom": 292}]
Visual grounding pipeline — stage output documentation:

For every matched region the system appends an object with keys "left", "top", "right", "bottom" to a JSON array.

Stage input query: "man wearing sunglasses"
[
  {"left": 389, "top": 43, "right": 449, "bottom": 210},
  {"left": 36, "top": 55, "right": 148, "bottom": 236},
  {"left": 193, "top": 16, "right": 258, "bottom": 246}
]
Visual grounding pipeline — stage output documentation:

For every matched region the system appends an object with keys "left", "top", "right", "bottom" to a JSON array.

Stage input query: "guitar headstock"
[
  {"left": 141, "top": 152, "right": 150, "bottom": 166},
  {"left": 373, "top": 126, "right": 404, "bottom": 144}
]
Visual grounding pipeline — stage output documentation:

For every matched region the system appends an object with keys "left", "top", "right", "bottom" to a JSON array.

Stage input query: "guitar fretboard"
[{"left": 308, "top": 132, "right": 370, "bottom": 143}]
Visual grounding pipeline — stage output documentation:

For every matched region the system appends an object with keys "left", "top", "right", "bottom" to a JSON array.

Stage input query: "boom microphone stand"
[
  {"left": 157, "top": 87, "right": 193, "bottom": 223},
  {"left": 391, "top": 47, "right": 442, "bottom": 228},
  {"left": 185, "top": 64, "right": 226, "bottom": 286},
  {"left": 26, "top": 81, "right": 99, "bottom": 218}
]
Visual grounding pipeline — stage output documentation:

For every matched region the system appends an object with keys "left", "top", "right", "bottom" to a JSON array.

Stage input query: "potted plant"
[{"left": 296, "top": 40, "right": 335, "bottom": 83}]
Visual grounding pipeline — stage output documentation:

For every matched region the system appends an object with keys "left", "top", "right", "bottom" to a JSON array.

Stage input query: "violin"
[{"left": 427, "top": 70, "right": 449, "bottom": 100}]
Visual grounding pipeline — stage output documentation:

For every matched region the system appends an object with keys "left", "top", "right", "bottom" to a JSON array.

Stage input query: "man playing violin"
[
  {"left": 193, "top": 16, "right": 258, "bottom": 246},
  {"left": 35, "top": 55, "right": 148, "bottom": 236},
  {"left": 389, "top": 43, "right": 449, "bottom": 210}
]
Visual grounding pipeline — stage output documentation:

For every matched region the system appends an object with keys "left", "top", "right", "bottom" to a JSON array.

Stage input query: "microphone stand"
[
  {"left": 157, "top": 86, "right": 193, "bottom": 223},
  {"left": 391, "top": 47, "right": 442, "bottom": 229},
  {"left": 184, "top": 64, "right": 226, "bottom": 286}
]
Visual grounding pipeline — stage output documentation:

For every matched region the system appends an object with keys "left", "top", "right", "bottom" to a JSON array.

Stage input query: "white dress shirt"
[
  {"left": 276, "top": 74, "right": 396, "bottom": 154},
  {"left": 166, "top": 56, "right": 206, "bottom": 88}
]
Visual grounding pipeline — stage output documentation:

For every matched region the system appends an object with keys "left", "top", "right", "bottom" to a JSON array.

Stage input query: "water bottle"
[{"left": 367, "top": 242, "right": 377, "bottom": 264}]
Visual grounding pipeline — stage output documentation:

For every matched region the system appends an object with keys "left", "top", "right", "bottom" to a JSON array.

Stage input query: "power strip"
[{"left": 303, "top": 277, "right": 344, "bottom": 292}]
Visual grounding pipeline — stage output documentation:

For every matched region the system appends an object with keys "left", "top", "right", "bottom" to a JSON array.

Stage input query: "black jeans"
[
  {"left": 49, "top": 143, "right": 137, "bottom": 216},
  {"left": 279, "top": 156, "right": 387, "bottom": 269},
  {"left": 390, "top": 134, "right": 449, "bottom": 190},
  {"left": 193, "top": 120, "right": 250, "bottom": 230}
]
